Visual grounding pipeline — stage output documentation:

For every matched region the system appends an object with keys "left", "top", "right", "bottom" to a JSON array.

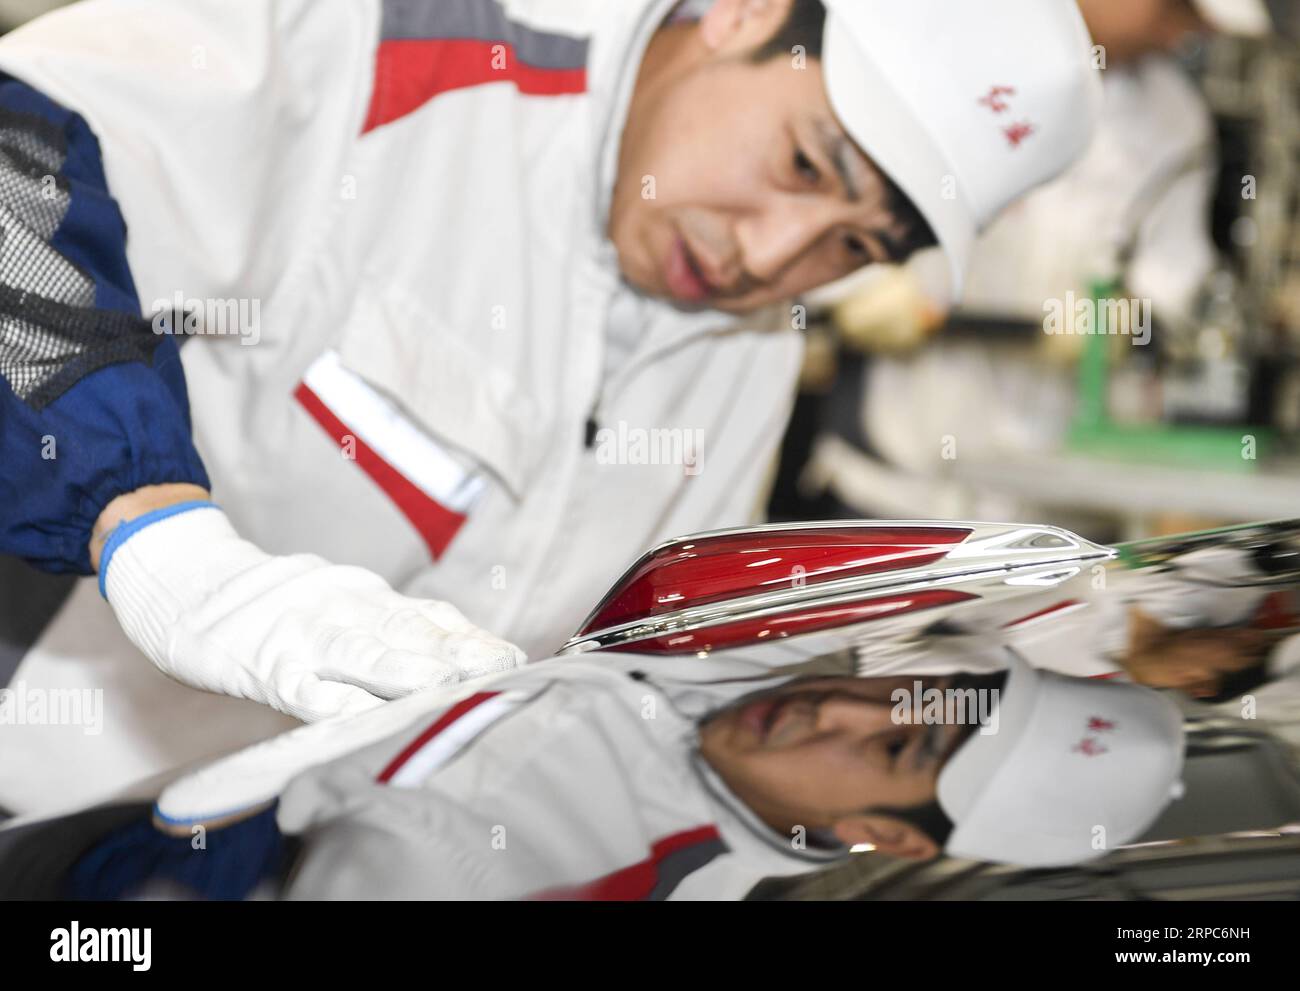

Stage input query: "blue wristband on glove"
[{"left": 97, "top": 500, "right": 219, "bottom": 599}]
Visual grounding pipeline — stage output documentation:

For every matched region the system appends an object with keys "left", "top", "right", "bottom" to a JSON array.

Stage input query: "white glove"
[{"left": 100, "top": 502, "right": 526, "bottom": 722}]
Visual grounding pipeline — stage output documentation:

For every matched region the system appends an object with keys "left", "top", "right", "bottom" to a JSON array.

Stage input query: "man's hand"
[
  {"left": 1121, "top": 607, "right": 1278, "bottom": 699},
  {"left": 96, "top": 498, "right": 526, "bottom": 721}
]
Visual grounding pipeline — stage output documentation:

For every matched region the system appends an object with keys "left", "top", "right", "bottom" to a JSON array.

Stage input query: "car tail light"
[
  {"left": 578, "top": 524, "right": 972, "bottom": 637},
  {"left": 564, "top": 520, "right": 1111, "bottom": 658}
]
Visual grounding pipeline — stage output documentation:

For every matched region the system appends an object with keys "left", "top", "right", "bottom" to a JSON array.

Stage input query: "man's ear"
[
  {"left": 698, "top": 0, "right": 793, "bottom": 53},
  {"left": 830, "top": 814, "right": 941, "bottom": 862}
]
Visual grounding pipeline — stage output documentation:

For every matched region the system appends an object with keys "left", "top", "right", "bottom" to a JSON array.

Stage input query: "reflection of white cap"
[
  {"left": 938, "top": 657, "right": 1185, "bottom": 867},
  {"left": 820, "top": 0, "right": 1103, "bottom": 297},
  {"left": 1192, "top": 0, "right": 1273, "bottom": 36}
]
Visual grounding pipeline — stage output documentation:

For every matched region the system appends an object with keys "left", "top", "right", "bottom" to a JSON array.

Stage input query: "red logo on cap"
[
  {"left": 1074, "top": 716, "right": 1116, "bottom": 756},
  {"left": 977, "top": 87, "right": 1036, "bottom": 149},
  {"left": 1074, "top": 737, "right": 1109, "bottom": 757},
  {"left": 978, "top": 86, "right": 1016, "bottom": 113},
  {"left": 1003, "top": 122, "right": 1036, "bottom": 148}
]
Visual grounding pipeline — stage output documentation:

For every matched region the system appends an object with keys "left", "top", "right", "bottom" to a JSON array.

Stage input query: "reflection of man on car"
[
  {"left": 31, "top": 652, "right": 1182, "bottom": 901},
  {"left": 1123, "top": 610, "right": 1288, "bottom": 699},
  {"left": 1103, "top": 541, "right": 1300, "bottom": 703},
  {"left": 867, "top": 530, "right": 1300, "bottom": 708}
]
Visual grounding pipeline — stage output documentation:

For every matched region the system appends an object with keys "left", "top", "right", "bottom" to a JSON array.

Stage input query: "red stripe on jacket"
[
  {"left": 363, "top": 38, "right": 587, "bottom": 133},
  {"left": 529, "top": 825, "right": 723, "bottom": 901},
  {"left": 376, "top": 691, "right": 503, "bottom": 784},
  {"left": 294, "top": 381, "right": 468, "bottom": 559}
]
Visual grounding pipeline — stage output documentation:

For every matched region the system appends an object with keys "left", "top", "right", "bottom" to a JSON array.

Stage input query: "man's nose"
[
  {"left": 734, "top": 196, "right": 841, "bottom": 285},
  {"left": 813, "top": 695, "right": 897, "bottom": 737}
]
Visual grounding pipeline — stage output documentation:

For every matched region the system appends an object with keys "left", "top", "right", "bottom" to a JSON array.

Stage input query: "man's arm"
[
  {"left": 0, "top": 68, "right": 212, "bottom": 576},
  {"left": 0, "top": 3, "right": 526, "bottom": 720},
  {"left": 89, "top": 484, "right": 210, "bottom": 573}
]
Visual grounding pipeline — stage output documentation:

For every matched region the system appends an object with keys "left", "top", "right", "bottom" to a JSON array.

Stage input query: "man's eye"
[
  {"left": 843, "top": 234, "right": 871, "bottom": 261},
  {"left": 793, "top": 148, "right": 819, "bottom": 183},
  {"left": 886, "top": 735, "right": 907, "bottom": 763}
]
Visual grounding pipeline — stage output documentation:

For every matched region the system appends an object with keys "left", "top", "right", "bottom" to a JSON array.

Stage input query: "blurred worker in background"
[{"left": 796, "top": 0, "right": 1278, "bottom": 527}]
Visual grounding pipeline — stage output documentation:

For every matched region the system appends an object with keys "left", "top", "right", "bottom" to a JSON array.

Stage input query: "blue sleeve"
[
  {"left": 0, "top": 74, "right": 209, "bottom": 575},
  {"left": 66, "top": 803, "right": 289, "bottom": 901}
]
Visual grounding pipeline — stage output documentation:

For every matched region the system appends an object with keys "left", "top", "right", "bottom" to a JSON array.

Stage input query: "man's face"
[
  {"left": 609, "top": 0, "right": 918, "bottom": 315},
  {"left": 699, "top": 674, "right": 969, "bottom": 856}
]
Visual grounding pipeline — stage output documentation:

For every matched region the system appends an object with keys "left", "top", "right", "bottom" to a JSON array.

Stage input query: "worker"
[{"left": 0, "top": 0, "right": 1099, "bottom": 813}]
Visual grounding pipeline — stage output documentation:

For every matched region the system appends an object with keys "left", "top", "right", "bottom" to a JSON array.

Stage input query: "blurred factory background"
[{"left": 770, "top": 0, "right": 1300, "bottom": 544}]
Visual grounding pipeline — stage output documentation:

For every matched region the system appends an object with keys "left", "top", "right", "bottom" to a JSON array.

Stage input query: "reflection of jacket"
[
  {"left": 210, "top": 652, "right": 840, "bottom": 900},
  {"left": 0, "top": 0, "right": 801, "bottom": 813}
]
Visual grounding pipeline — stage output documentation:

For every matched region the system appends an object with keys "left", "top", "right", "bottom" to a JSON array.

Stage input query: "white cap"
[
  {"left": 819, "top": 0, "right": 1103, "bottom": 297},
  {"left": 938, "top": 657, "right": 1185, "bottom": 867},
  {"left": 1192, "top": 0, "right": 1273, "bottom": 36}
]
